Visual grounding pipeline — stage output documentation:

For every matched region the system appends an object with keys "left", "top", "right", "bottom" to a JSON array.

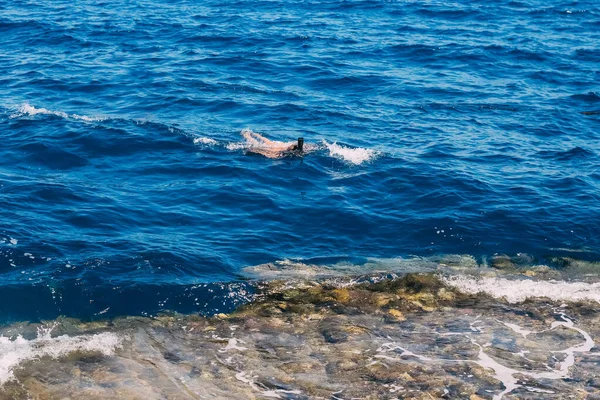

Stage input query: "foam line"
[
  {"left": 9, "top": 103, "right": 107, "bottom": 122},
  {"left": 372, "top": 312, "right": 595, "bottom": 400},
  {"left": 193, "top": 137, "right": 218, "bottom": 145},
  {"left": 0, "top": 324, "right": 121, "bottom": 385},
  {"left": 444, "top": 275, "right": 600, "bottom": 304}
]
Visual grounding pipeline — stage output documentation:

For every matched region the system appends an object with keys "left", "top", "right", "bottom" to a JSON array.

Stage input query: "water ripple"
[{"left": 0, "top": 0, "right": 599, "bottom": 319}]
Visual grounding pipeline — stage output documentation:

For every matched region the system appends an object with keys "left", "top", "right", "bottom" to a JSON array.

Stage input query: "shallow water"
[
  {"left": 4, "top": 1, "right": 600, "bottom": 398},
  {"left": 0, "top": 274, "right": 598, "bottom": 400}
]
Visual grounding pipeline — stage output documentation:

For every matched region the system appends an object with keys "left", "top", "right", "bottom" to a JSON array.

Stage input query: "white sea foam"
[
  {"left": 10, "top": 103, "right": 107, "bottom": 122},
  {"left": 193, "top": 137, "right": 218, "bottom": 145},
  {"left": 444, "top": 275, "right": 600, "bottom": 304},
  {"left": 70, "top": 113, "right": 106, "bottom": 122},
  {"left": 235, "top": 371, "right": 302, "bottom": 399},
  {"left": 376, "top": 342, "right": 432, "bottom": 362},
  {"left": 473, "top": 313, "right": 594, "bottom": 399},
  {"left": 323, "top": 140, "right": 378, "bottom": 165},
  {"left": 500, "top": 321, "right": 532, "bottom": 338},
  {"left": 226, "top": 141, "right": 248, "bottom": 151},
  {"left": 218, "top": 338, "right": 248, "bottom": 353},
  {"left": 374, "top": 312, "right": 595, "bottom": 400},
  {"left": 0, "top": 324, "right": 122, "bottom": 385}
]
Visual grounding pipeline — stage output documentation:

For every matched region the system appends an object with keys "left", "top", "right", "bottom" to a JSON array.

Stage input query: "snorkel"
[{"left": 283, "top": 137, "right": 305, "bottom": 157}]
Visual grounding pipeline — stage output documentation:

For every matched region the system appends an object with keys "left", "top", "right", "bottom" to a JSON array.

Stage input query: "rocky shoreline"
[{"left": 0, "top": 273, "right": 598, "bottom": 399}]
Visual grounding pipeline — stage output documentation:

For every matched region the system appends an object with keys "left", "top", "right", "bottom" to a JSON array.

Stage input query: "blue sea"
[{"left": 1, "top": 0, "right": 599, "bottom": 321}]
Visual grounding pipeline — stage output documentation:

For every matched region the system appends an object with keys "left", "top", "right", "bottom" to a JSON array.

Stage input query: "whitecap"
[
  {"left": 9, "top": 103, "right": 68, "bottom": 119},
  {"left": 323, "top": 140, "right": 378, "bottom": 165},
  {"left": 193, "top": 137, "right": 218, "bottom": 145},
  {"left": 9, "top": 103, "right": 107, "bottom": 122},
  {"left": 0, "top": 323, "right": 121, "bottom": 385},
  {"left": 444, "top": 275, "right": 600, "bottom": 304}
]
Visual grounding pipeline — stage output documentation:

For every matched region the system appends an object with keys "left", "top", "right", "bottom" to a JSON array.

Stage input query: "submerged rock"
[
  {"left": 490, "top": 255, "right": 517, "bottom": 270},
  {"left": 552, "top": 257, "right": 600, "bottom": 276},
  {"left": 0, "top": 273, "right": 598, "bottom": 399}
]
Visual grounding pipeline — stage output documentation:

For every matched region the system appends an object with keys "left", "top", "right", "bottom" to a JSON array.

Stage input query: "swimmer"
[{"left": 241, "top": 129, "right": 304, "bottom": 159}]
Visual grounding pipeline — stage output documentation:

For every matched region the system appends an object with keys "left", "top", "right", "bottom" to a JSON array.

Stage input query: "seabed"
[{"left": 0, "top": 271, "right": 598, "bottom": 400}]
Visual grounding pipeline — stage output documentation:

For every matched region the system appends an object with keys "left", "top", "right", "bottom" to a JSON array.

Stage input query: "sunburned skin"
[{"left": 242, "top": 130, "right": 301, "bottom": 159}]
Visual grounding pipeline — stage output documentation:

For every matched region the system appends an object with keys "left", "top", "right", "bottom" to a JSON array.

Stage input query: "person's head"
[{"left": 288, "top": 137, "right": 304, "bottom": 153}]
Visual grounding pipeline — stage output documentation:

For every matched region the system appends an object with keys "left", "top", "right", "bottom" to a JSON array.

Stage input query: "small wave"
[
  {"left": 570, "top": 92, "right": 600, "bottom": 103},
  {"left": 323, "top": 140, "right": 379, "bottom": 165},
  {"left": 444, "top": 275, "right": 600, "bottom": 304},
  {"left": 538, "top": 146, "right": 594, "bottom": 161},
  {"left": 9, "top": 103, "right": 107, "bottom": 122},
  {"left": 193, "top": 137, "right": 218, "bottom": 145},
  {"left": 0, "top": 323, "right": 121, "bottom": 385}
]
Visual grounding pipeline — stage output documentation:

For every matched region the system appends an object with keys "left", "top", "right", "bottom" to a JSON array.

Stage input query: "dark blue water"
[{"left": 1, "top": 0, "right": 599, "bottom": 320}]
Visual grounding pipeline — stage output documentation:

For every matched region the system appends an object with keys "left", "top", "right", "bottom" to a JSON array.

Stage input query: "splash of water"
[
  {"left": 0, "top": 323, "right": 122, "bottom": 385},
  {"left": 444, "top": 275, "right": 600, "bottom": 304},
  {"left": 323, "top": 140, "right": 379, "bottom": 165}
]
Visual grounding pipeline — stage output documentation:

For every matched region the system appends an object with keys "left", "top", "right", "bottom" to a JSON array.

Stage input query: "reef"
[{"left": 0, "top": 273, "right": 599, "bottom": 399}]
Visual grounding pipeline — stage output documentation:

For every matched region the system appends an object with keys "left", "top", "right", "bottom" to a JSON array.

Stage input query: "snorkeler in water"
[{"left": 241, "top": 129, "right": 305, "bottom": 159}]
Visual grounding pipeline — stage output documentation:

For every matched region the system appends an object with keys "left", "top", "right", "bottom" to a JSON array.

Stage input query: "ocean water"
[{"left": 1, "top": 0, "right": 600, "bottom": 322}]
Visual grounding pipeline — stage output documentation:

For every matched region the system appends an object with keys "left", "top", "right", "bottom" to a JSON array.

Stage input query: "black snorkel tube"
[{"left": 284, "top": 137, "right": 305, "bottom": 158}]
